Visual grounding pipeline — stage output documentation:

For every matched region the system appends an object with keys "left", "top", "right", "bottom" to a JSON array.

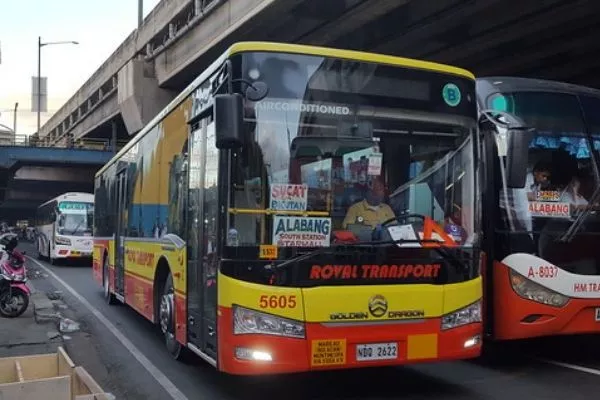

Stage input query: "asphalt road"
[{"left": 20, "top": 242, "right": 600, "bottom": 400}]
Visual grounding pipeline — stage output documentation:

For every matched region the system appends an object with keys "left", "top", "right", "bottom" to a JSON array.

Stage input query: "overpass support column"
[
  {"left": 111, "top": 120, "right": 117, "bottom": 154},
  {"left": 117, "top": 58, "right": 176, "bottom": 135}
]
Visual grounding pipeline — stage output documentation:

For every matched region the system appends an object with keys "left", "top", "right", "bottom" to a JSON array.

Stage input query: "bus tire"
[
  {"left": 48, "top": 245, "right": 57, "bottom": 265},
  {"left": 479, "top": 339, "right": 513, "bottom": 363},
  {"left": 37, "top": 239, "right": 44, "bottom": 260},
  {"left": 159, "top": 273, "right": 186, "bottom": 361},
  {"left": 103, "top": 256, "right": 117, "bottom": 305}
]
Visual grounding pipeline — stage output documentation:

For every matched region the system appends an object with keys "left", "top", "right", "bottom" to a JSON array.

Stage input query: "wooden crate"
[{"left": 0, "top": 346, "right": 112, "bottom": 400}]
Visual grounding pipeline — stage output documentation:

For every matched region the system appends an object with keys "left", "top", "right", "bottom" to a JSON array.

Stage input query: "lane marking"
[
  {"left": 537, "top": 358, "right": 600, "bottom": 377},
  {"left": 26, "top": 256, "right": 190, "bottom": 400}
]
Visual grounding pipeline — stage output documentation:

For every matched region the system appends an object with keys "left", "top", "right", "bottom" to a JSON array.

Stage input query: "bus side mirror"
[
  {"left": 505, "top": 128, "right": 532, "bottom": 188},
  {"left": 214, "top": 94, "right": 244, "bottom": 149}
]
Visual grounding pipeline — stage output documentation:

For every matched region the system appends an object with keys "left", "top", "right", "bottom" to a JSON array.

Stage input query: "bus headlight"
[
  {"left": 233, "top": 306, "right": 305, "bottom": 339},
  {"left": 509, "top": 269, "right": 569, "bottom": 307},
  {"left": 55, "top": 236, "right": 71, "bottom": 246},
  {"left": 441, "top": 300, "right": 482, "bottom": 330}
]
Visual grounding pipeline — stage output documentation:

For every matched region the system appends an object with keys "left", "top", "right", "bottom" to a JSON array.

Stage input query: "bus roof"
[
  {"left": 96, "top": 41, "right": 475, "bottom": 178},
  {"left": 477, "top": 76, "right": 600, "bottom": 98},
  {"left": 37, "top": 192, "right": 94, "bottom": 209},
  {"left": 228, "top": 42, "right": 475, "bottom": 80}
]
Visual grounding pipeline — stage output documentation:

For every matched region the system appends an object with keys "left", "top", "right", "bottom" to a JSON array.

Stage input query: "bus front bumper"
[
  {"left": 493, "top": 292, "right": 600, "bottom": 340},
  {"left": 492, "top": 262, "right": 600, "bottom": 340},
  {"left": 53, "top": 247, "right": 93, "bottom": 259},
  {"left": 217, "top": 307, "right": 482, "bottom": 375}
]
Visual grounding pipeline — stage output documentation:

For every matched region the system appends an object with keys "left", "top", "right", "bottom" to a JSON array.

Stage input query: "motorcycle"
[{"left": 0, "top": 233, "right": 30, "bottom": 318}]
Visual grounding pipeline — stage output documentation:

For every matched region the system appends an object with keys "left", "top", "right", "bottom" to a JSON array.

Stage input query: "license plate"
[
  {"left": 595, "top": 308, "right": 600, "bottom": 322},
  {"left": 356, "top": 342, "right": 398, "bottom": 361}
]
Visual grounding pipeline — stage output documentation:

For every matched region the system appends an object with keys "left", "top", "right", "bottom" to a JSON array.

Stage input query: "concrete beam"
[
  {"left": 0, "top": 199, "right": 49, "bottom": 210},
  {"left": 0, "top": 147, "right": 113, "bottom": 169},
  {"left": 4, "top": 191, "right": 53, "bottom": 201},
  {"left": 12, "top": 166, "right": 96, "bottom": 183},
  {"left": 422, "top": 0, "right": 577, "bottom": 63},
  {"left": 452, "top": 0, "right": 594, "bottom": 71},
  {"left": 300, "top": 0, "right": 404, "bottom": 46},
  {"left": 137, "top": 0, "right": 194, "bottom": 46},
  {"left": 476, "top": 16, "right": 599, "bottom": 76},
  {"left": 117, "top": 59, "right": 176, "bottom": 135},
  {"left": 6, "top": 179, "right": 94, "bottom": 193},
  {"left": 38, "top": 0, "right": 194, "bottom": 139},
  {"left": 155, "top": 0, "right": 277, "bottom": 86},
  {"left": 70, "top": 94, "right": 120, "bottom": 141},
  {"left": 372, "top": 0, "right": 497, "bottom": 56}
]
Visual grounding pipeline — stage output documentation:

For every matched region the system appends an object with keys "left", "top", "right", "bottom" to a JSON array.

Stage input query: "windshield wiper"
[
  {"left": 69, "top": 220, "right": 84, "bottom": 236},
  {"left": 559, "top": 186, "right": 600, "bottom": 243},
  {"left": 269, "top": 238, "right": 467, "bottom": 272}
]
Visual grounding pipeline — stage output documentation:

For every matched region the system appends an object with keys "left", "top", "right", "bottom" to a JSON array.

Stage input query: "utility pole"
[
  {"left": 138, "top": 0, "right": 144, "bottom": 27},
  {"left": 35, "top": 37, "right": 78, "bottom": 135},
  {"left": 37, "top": 36, "right": 41, "bottom": 134},
  {"left": 13, "top": 102, "right": 18, "bottom": 136}
]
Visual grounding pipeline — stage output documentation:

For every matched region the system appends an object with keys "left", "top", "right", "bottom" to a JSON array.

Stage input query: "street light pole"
[
  {"left": 36, "top": 37, "right": 79, "bottom": 135},
  {"left": 138, "top": 0, "right": 144, "bottom": 27},
  {"left": 13, "top": 102, "right": 18, "bottom": 136},
  {"left": 37, "top": 36, "right": 41, "bottom": 134}
]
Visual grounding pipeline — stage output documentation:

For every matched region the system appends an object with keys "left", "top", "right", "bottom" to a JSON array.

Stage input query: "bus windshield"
[
  {"left": 228, "top": 52, "right": 477, "bottom": 250},
  {"left": 57, "top": 201, "right": 93, "bottom": 236},
  {"left": 489, "top": 91, "right": 600, "bottom": 273}
]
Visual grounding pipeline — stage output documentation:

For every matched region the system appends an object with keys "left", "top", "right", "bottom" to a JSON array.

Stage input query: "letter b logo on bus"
[{"left": 442, "top": 83, "right": 461, "bottom": 107}]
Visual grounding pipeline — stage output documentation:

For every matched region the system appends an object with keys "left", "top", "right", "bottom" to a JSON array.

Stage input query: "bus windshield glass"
[
  {"left": 489, "top": 91, "right": 600, "bottom": 273},
  {"left": 57, "top": 201, "right": 93, "bottom": 236},
  {"left": 228, "top": 52, "right": 477, "bottom": 250}
]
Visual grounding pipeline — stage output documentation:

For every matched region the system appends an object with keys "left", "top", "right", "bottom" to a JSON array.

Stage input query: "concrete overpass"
[
  {"left": 38, "top": 0, "right": 600, "bottom": 146},
  {"left": 0, "top": 136, "right": 114, "bottom": 222}
]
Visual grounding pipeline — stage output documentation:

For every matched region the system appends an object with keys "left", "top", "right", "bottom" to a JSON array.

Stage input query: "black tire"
[
  {"left": 159, "top": 273, "right": 186, "bottom": 360},
  {"left": 103, "top": 256, "right": 117, "bottom": 305},
  {"left": 0, "top": 287, "right": 30, "bottom": 318},
  {"left": 479, "top": 339, "right": 515, "bottom": 363},
  {"left": 48, "top": 244, "right": 57, "bottom": 265},
  {"left": 37, "top": 238, "right": 44, "bottom": 260}
]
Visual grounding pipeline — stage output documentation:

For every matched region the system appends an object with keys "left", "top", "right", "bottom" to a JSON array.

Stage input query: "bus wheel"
[
  {"left": 103, "top": 256, "right": 116, "bottom": 305},
  {"left": 48, "top": 245, "right": 57, "bottom": 265},
  {"left": 159, "top": 273, "right": 185, "bottom": 360},
  {"left": 37, "top": 239, "right": 44, "bottom": 260}
]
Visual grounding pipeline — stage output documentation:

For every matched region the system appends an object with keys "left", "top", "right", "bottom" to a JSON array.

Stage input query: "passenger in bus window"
[
  {"left": 526, "top": 161, "right": 552, "bottom": 201},
  {"left": 342, "top": 176, "right": 396, "bottom": 230}
]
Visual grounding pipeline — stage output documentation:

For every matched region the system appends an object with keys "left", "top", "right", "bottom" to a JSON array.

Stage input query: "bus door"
[
  {"left": 114, "top": 168, "right": 127, "bottom": 299},
  {"left": 186, "top": 119, "right": 218, "bottom": 358}
]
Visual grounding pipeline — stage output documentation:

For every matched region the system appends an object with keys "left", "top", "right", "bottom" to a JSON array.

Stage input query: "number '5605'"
[{"left": 259, "top": 295, "right": 297, "bottom": 309}]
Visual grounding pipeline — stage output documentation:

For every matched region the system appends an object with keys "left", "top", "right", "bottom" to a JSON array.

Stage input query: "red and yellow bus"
[
  {"left": 477, "top": 77, "right": 600, "bottom": 340},
  {"left": 93, "top": 42, "right": 483, "bottom": 375}
]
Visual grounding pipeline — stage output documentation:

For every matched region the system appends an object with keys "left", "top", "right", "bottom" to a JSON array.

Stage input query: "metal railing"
[{"left": 0, "top": 134, "right": 128, "bottom": 152}]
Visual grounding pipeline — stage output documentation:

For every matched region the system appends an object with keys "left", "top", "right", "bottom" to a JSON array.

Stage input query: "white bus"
[{"left": 35, "top": 192, "right": 94, "bottom": 264}]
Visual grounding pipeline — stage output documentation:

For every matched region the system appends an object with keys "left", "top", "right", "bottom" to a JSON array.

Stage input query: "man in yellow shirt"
[{"left": 343, "top": 177, "right": 396, "bottom": 229}]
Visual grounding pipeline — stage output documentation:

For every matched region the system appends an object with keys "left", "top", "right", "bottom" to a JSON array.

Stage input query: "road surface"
[{"left": 21, "top": 242, "right": 600, "bottom": 400}]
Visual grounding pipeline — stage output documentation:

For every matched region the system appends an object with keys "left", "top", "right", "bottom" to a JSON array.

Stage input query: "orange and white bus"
[
  {"left": 477, "top": 77, "right": 600, "bottom": 340},
  {"left": 93, "top": 41, "right": 483, "bottom": 375}
]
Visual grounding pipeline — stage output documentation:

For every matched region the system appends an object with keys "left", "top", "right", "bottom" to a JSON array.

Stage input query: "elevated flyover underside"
[
  {"left": 0, "top": 145, "right": 112, "bottom": 222},
  {"left": 170, "top": 0, "right": 599, "bottom": 88},
  {"left": 40, "top": 0, "right": 600, "bottom": 144}
]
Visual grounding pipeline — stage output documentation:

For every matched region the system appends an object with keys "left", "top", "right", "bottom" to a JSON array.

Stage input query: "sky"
[{"left": 0, "top": 0, "right": 161, "bottom": 136}]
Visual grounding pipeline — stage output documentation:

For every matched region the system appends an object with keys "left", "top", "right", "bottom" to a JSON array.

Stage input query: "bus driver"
[{"left": 343, "top": 176, "right": 397, "bottom": 230}]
